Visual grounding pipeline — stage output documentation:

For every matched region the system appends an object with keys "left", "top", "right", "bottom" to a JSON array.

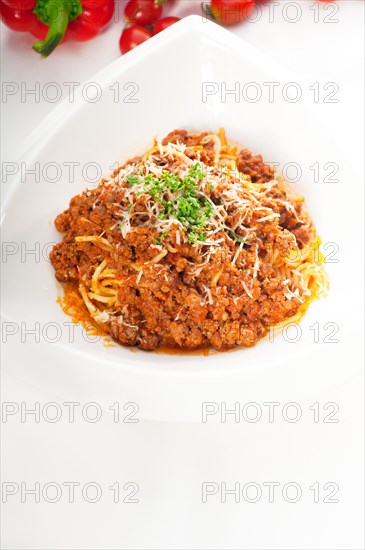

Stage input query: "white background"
[{"left": 1, "top": 1, "right": 364, "bottom": 549}]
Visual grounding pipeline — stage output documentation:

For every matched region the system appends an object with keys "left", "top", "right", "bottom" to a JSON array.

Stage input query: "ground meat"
[
  {"left": 162, "top": 129, "right": 216, "bottom": 164},
  {"left": 50, "top": 129, "right": 322, "bottom": 352},
  {"left": 109, "top": 316, "right": 139, "bottom": 346},
  {"left": 292, "top": 224, "right": 313, "bottom": 248},
  {"left": 236, "top": 149, "right": 275, "bottom": 183},
  {"left": 50, "top": 243, "right": 79, "bottom": 282},
  {"left": 162, "top": 129, "right": 205, "bottom": 147},
  {"left": 55, "top": 211, "right": 72, "bottom": 233}
]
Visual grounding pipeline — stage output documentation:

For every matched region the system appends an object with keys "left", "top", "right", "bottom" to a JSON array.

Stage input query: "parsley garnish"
[
  {"left": 229, "top": 231, "right": 246, "bottom": 244},
  {"left": 127, "top": 163, "right": 213, "bottom": 244},
  {"left": 126, "top": 174, "right": 140, "bottom": 187}
]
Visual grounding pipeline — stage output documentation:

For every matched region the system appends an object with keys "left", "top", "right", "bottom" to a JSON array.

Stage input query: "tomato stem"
[{"left": 201, "top": 2, "right": 214, "bottom": 21}]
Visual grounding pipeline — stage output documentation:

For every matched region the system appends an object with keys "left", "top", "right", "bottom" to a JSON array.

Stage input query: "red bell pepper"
[{"left": 0, "top": 0, "right": 114, "bottom": 57}]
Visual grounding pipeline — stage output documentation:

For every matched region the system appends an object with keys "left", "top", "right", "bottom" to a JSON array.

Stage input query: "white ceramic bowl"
[{"left": 1, "top": 16, "right": 361, "bottom": 420}]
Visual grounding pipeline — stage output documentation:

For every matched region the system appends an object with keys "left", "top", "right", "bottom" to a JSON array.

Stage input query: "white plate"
[{"left": 1, "top": 16, "right": 362, "bottom": 420}]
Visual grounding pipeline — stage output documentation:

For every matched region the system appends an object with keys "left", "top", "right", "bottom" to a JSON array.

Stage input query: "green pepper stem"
[{"left": 32, "top": 0, "right": 71, "bottom": 58}]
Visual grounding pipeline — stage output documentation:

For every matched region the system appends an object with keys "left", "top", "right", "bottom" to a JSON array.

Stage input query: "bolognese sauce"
[{"left": 50, "top": 129, "right": 327, "bottom": 352}]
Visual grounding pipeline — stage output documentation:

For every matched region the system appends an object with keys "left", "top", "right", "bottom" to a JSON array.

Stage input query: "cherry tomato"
[
  {"left": 67, "top": 0, "right": 115, "bottom": 41},
  {"left": 0, "top": 2, "right": 37, "bottom": 32},
  {"left": 153, "top": 16, "right": 180, "bottom": 35},
  {"left": 210, "top": 0, "right": 255, "bottom": 26},
  {"left": 124, "top": 0, "right": 163, "bottom": 26},
  {"left": 119, "top": 25, "right": 152, "bottom": 54}
]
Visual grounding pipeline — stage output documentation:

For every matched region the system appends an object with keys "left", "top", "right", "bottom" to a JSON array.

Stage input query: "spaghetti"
[{"left": 50, "top": 129, "right": 328, "bottom": 351}]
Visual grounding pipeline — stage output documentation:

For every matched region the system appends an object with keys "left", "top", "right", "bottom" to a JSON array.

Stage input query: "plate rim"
[{"left": 1, "top": 15, "right": 351, "bottom": 380}]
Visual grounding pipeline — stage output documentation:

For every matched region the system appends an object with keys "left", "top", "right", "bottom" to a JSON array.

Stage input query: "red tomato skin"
[
  {"left": 67, "top": 0, "right": 115, "bottom": 41},
  {"left": 125, "top": 0, "right": 163, "bottom": 26},
  {"left": 210, "top": 0, "right": 256, "bottom": 26},
  {"left": 153, "top": 16, "right": 180, "bottom": 35},
  {"left": 119, "top": 24, "right": 152, "bottom": 54}
]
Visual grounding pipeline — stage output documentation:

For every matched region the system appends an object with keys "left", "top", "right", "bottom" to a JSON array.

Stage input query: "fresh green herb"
[
  {"left": 126, "top": 175, "right": 140, "bottom": 187},
  {"left": 229, "top": 231, "right": 246, "bottom": 244},
  {"left": 128, "top": 163, "right": 213, "bottom": 244},
  {"left": 161, "top": 200, "right": 175, "bottom": 217}
]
